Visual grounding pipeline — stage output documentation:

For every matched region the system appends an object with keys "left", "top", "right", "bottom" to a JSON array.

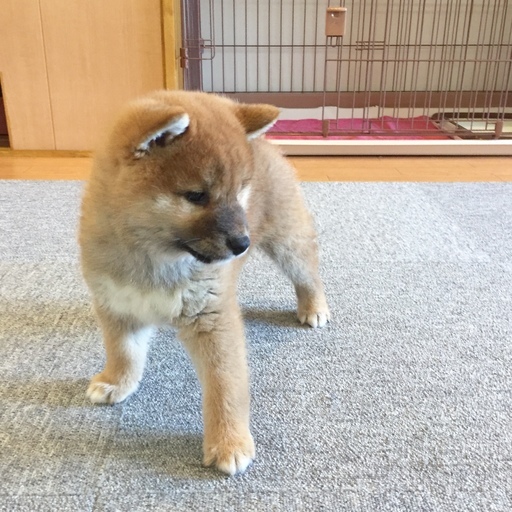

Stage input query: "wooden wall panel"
[
  {"left": 0, "top": 0, "right": 55, "bottom": 149},
  {"left": 40, "top": 0, "right": 165, "bottom": 150}
]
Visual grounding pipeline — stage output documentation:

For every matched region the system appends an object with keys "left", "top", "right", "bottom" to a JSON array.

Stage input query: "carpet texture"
[{"left": 1, "top": 180, "right": 511, "bottom": 511}]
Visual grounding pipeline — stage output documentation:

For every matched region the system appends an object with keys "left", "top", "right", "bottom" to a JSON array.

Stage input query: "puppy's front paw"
[
  {"left": 204, "top": 430, "right": 255, "bottom": 476},
  {"left": 298, "top": 307, "right": 331, "bottom": 328},
  {"left": 86, "top": 373, "right": 139, "bottom": 404}
]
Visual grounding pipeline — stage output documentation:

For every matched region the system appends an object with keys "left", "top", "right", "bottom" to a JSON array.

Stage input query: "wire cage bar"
[{"left": 181, "top": 0, "right": 512, "bottom": 140}]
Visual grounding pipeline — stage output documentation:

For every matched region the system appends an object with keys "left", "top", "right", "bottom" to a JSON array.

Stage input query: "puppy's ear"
[
  {"left": 134, "top": 112, "right": 189, "bottom": 158},
  {"left": 109, "top": 99, "right": 190, "bottom": 158},
  {"left": 235, "top": 103, "right": 280, "bottom": 140}
]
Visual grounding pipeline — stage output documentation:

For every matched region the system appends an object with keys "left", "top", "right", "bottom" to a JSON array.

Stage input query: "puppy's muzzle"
[{"left": 226, "top": 235, "right": 250, "bottom": 256}]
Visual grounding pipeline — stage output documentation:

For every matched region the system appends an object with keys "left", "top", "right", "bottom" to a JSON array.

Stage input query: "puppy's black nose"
[{"left": 227, "top": 235, "right": 250, "bottom": 256}]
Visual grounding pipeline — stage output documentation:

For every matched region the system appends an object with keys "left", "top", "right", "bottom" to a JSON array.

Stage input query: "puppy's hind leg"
[
  {"left": 87, "top": 306, "right": 153, "bottom": 404},
  {"left": 262, "top": 213, "right": 330, "bottom": 328}
]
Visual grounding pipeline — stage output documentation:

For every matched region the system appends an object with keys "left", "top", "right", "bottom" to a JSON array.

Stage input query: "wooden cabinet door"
[
  {"left": 40, "top": 0, "right": 165, "bottom": 150},
  {"left": 0, "top": 0, "right": 55, "bottom": 149}
]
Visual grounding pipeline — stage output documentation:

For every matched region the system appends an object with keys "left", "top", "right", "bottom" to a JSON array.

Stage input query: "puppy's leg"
[
  {"left": 179, "top": 307, "right": 254, "bottom": 476},
  {"left": 87, "top": 307, "right": 153, "bottom": 404},
  {"left": 262, "top": 209, "right": 330, "bottom": 328}
]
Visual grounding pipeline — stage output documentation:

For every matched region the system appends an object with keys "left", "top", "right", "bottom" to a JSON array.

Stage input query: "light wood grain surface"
[
  {"left": 162, "top": 0, "right": 183, "bottom": 89},
  {"left": 39, "top": 0, "right": 164, "bottom": 150},
  {"left": 0, "top": 0, "right": 165, "bottom": 151},
  {"left": 0, "top": 1, "right": 55, "bottom": 149},
  {"left": 287, "top": 156, "right": 512, "bottom": 181},
  {"left": 0, "top": 154, "right": 510, "bottom": 181}
]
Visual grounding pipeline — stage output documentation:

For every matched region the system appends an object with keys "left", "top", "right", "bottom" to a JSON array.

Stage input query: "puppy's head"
[{"left": 94, "top": 91, "right": 279, "bottom": 264}]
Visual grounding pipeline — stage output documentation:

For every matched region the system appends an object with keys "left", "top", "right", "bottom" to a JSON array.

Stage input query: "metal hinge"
[{"left": 180, "top": 48, "right": 188, "bottom": 69}]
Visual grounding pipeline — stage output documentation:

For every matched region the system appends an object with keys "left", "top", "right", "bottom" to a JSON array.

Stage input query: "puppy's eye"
[{"left": 183, "top": 191, "right": 209, "bottom": 206}]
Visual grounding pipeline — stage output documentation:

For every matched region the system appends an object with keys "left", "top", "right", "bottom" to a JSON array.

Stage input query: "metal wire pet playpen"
[{"left": 179, "top": 0, "right": 512, "bottom": 154}]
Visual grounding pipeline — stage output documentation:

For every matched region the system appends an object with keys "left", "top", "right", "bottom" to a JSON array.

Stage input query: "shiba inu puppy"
[{"left": 79, "top": 90, "right": 330, "bottom": 475}]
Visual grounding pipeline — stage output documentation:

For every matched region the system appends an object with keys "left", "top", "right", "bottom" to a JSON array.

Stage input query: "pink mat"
[{"left": 268, "top": 116, "right": 450, "bottom": 140}]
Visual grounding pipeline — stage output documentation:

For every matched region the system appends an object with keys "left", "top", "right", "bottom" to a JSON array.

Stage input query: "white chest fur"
[{"left": 92, "top": 276, "right": 213, "bottom": 326}]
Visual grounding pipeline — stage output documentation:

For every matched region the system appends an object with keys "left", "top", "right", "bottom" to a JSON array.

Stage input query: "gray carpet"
[{"left": 1, "top": 179, "right": 511, "bottom": 511}]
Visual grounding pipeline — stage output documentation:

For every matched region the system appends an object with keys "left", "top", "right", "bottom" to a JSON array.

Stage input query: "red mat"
[{"left": 268, "top": 116, "right": 450, "bottom": 140}]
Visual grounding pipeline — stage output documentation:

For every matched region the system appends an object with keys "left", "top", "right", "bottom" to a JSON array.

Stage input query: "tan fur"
[{"left": 79, "top": 90, "right": 330, "bottom": 475}]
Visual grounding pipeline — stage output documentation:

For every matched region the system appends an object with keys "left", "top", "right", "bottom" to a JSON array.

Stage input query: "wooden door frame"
[{"left": 161, "top": 0, "right": 183, "bottom": 90}]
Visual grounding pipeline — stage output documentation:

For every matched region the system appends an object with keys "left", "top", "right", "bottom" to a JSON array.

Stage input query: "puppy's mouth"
[
  {"left": 177, "top": 236, "right": 249, "bottom": 264},
  {"left": 179, "top": 243, "right": 215, "bottom": 264}
]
